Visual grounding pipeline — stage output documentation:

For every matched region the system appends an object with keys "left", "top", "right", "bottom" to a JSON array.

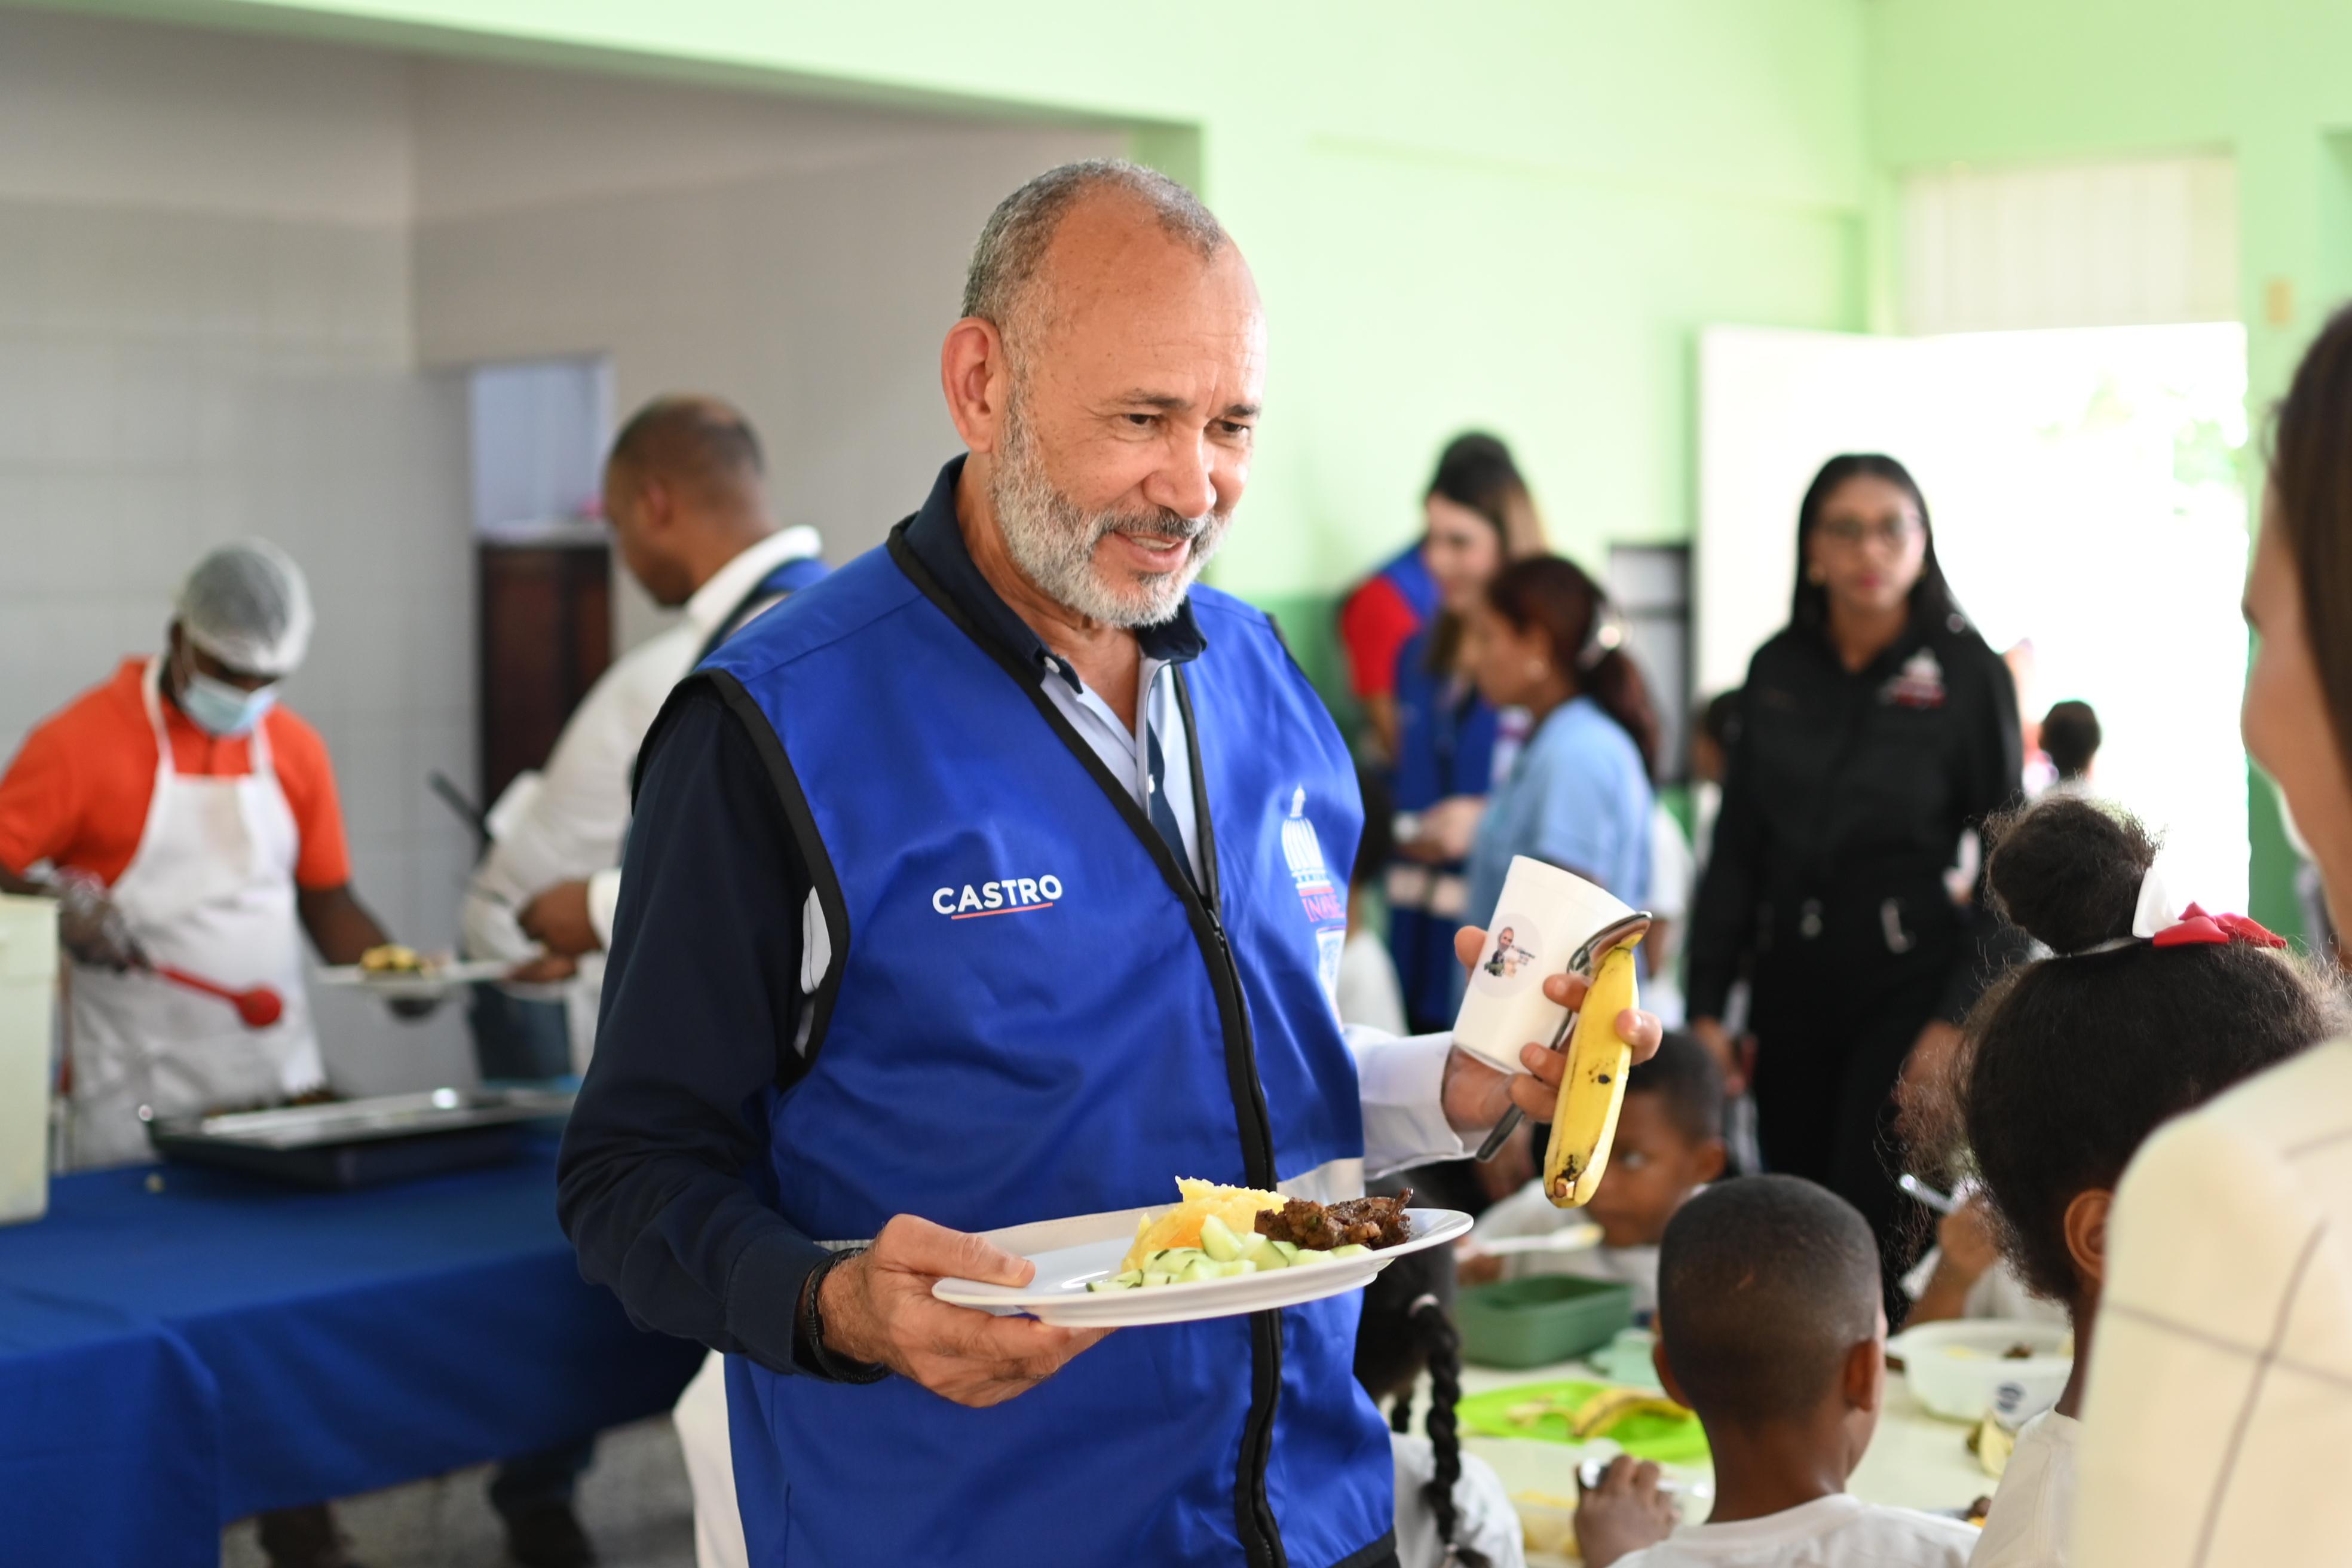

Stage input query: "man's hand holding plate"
[{"left": 818, "top": 1214, "right": 1111, "bottom": 1408}]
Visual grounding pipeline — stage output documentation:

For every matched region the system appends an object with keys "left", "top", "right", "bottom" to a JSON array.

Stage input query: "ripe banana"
[
  {"left": 1567, "top": 1386, "right": 1692, "bottom": 1440},
  {"left": 1543, "top": 941, "right": 1640, "bottom": 1208}
]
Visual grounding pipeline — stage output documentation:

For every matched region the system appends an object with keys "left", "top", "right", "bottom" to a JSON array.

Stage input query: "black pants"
[
  {"left": 486, "top": 1437, "right": 597, "bottom": 1515},
  {"left": 467, "top": 982, "right": 574, "bottom": 1082},
  {"left": 1747, "top": 932, "right": 1952, "bottom": 1316},
  {"left": 256, "top": 1441, "right": 593, "bottom": 1565}
]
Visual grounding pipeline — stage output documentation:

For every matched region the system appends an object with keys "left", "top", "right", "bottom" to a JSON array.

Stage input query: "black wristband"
[{"left": 798, "top": 1247, "right": 889, "bottom": 1385}]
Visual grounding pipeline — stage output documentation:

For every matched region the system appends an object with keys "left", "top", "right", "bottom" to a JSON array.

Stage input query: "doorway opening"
[
  {"left": 1699, "top": 320, "right": 2251, "bottom": 908},
  {"left": 467, "top": 357, "right": 614, "bottom": 816}
]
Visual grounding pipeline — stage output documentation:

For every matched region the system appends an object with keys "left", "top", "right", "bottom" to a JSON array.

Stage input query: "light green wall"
[
  {"left": 29, "top": 0, "right": 2323, "bottom": 919},
  {"left": 1863, "top": 0, "right": 2352, "bottom": 935},
  {"left": 39, "top": 0, "right": 1871, "bottom": 607},
  {"left": 1864, "top": 0, "right": 2352, "bottom": 394}
]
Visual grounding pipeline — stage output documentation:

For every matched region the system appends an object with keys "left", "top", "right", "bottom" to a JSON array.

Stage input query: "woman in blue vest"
[
  {"left": 1339, "top": 540, "right": 1440, "bottom": 762},
  {"left": 1387, "top": 433, "right": 1548, "bottom": 1034},
  {"left": 1460, "top": 556, "right": 1660, "bottom": 961}
]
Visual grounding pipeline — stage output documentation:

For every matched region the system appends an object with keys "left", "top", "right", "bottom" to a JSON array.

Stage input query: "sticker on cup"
[
  {"left": 1473, "top": 917, "right": 1546, "bottom": 996},
  {"left": 1453, "top": 856, "right": 1649, "bottom": 1074}
]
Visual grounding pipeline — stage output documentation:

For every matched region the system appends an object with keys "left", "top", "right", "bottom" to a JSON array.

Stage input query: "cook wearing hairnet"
[
  {"left": 173, "top": 536, "right": 315, "bottom": 731},
  {"left": 0, "top": 538, "right": 436, "bottom": 1174}
]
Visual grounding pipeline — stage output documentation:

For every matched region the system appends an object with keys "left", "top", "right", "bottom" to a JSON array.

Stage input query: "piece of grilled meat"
[{"left": 1253, "top": 1190, "right": 1414, "bottom": 1251}]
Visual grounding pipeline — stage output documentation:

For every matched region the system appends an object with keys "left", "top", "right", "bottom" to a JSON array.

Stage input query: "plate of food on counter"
[
  {"left": 933, "top": 1179, "right": 1472, "bottom": 1327},
  {"left": 315, "top": 944, "right": 516, "bottom": 999}
]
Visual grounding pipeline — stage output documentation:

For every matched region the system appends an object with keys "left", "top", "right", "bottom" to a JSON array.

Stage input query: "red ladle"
[{"left": 154, "top": 965, "right": 284, "bottom": 1029}]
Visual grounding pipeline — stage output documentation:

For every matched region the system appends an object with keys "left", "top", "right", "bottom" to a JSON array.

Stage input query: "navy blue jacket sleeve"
[
  {"left": 1686, "top": 682, "right": 1762, "bottom": 1024},
  {"left": 556, "top": 681, "right": 827, "bottom": 1376}
]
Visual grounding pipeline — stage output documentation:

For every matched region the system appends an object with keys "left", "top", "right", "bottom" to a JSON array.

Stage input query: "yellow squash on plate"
[{"left": 1119, "top": 1178, "right": 1287, "bottom": 1273}]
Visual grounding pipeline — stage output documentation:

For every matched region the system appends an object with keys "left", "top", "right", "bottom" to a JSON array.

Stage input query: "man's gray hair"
[{"left": 961, "top": 160, "right": 1228, "bottom": 341}]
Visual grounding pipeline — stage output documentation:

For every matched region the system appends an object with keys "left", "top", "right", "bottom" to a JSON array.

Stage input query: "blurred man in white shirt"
[{"left": 463, "top": 395, "right": 822, "bottom": 1066}]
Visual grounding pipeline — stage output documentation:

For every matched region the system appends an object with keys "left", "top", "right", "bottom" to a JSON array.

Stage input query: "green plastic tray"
[
  {"left": 1457, "top": 1378, "right": 1711, "bottom": 1465},
  {"left": 1456, "top": 1274, "right": 1635, "bottom": 1368}
]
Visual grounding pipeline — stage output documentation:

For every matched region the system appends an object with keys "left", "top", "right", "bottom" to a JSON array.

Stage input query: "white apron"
[{"left": 66, "top": 659, "right": 323, "bottom": 1168}]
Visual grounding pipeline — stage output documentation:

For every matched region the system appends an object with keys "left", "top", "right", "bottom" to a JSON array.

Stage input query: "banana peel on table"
[
  {"left": 1461, "top": 1378, "right": 1708, "bottom": 1463},
  {"left": 1502, "top": 1386, "right": 1694, "bottom": 1441},
  {"left": 1542, "top": 936, "right": 1644, "bottom": 1208}
]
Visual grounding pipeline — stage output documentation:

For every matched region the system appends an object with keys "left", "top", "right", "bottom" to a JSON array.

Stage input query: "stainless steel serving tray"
[{"left": 145, "top": 1086, "right": 574, "bottom": 1187}]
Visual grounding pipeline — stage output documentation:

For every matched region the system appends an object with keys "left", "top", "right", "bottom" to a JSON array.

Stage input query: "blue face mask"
[{"left": 178, "top": 663, "right": 278, "bottom": 737}]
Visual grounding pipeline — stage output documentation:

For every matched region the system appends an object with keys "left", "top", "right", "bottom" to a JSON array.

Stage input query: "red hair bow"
[{"left": 2151, "top": 903, "right": 2288, "bottom": 950}]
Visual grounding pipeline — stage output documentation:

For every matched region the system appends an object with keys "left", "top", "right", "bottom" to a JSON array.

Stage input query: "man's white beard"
[{"left": 989, "top": 400, "right": 1229, "bottom": 629}]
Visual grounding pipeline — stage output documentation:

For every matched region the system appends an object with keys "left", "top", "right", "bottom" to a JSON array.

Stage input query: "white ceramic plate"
[
  {"left": 934, "top": 1205, "right": 1472, "bottom": 1327},
  {"left": 314, "top": 958, "right": 516, "bottom": 998}
]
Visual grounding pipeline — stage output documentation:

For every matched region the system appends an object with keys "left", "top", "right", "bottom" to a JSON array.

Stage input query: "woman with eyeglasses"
[{"left": 1684, "top": 454, "right": 2023, "bottom": 1304}]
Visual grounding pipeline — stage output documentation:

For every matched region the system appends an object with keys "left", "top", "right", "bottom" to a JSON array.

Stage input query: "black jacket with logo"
[{"left": 1686, "top": 608, "right": 2023, "bottom": 1025}]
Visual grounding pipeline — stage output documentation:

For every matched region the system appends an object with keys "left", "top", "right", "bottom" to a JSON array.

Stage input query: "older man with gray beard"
[{"left": 558, "top": 161, "right": 1658, "bottom": 1568}]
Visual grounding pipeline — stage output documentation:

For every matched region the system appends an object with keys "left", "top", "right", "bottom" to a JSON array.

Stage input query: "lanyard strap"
[{"left": 693, "top": 556, "right": 830, "bottom": 667}]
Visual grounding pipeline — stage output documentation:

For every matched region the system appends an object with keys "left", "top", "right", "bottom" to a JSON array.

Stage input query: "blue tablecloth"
[{"left": 0, "top": 1139, "right": 703, "bottom": 1567}]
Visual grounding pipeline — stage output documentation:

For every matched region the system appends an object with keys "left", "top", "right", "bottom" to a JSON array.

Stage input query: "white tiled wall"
[
  {"left": 0, "top": 7, "right": 1129, "bottom": 1101},
  {"left": 0, "top": 8, "right": 482, "bottom": 1093},
  {"left": 408, "top": 59, "right": 1123, "bottom": 649}
]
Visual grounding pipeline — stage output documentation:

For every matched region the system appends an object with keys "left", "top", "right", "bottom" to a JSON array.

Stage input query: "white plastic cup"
[{"left": 1451, "top": 856, "right": 1640, "bottom": 1073}]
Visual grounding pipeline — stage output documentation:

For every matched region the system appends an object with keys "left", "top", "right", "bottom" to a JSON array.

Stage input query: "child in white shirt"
[
  {"left": 1904, "top": 798, "right": 2332, "bottom": 1567},
  {"left": 1898, "top": 1195, "right": 2066, "bottom": 1328},
  {"left": 1971, "top": 1411, "right": 2077, "bottom": 1568},
  {"left": 1572, "top": 1176, "right": 1979, "bottom": 1568},
  {"left": 1460, "top": 1031, "right": 1726, "bottom": 1318},
  {"left": 1353, "top": 1238, "right": 1525, "bottom": 1568}
]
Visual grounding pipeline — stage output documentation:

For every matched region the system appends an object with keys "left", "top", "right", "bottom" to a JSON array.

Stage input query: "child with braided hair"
[{"left": 1354, "top": 1239, "right": 1524, "bottom": 1568}]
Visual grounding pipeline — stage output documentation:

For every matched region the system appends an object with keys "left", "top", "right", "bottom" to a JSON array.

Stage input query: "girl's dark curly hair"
[{"left": 1915, "top": 796, "right": 2336, "bottom": 1304}]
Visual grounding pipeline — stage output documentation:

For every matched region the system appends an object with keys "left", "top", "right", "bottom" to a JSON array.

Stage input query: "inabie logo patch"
[
  {"left": 1282, "top": 787, "right": 1345, "bottom": 927},
  {"left": 1881, "top": 648, "right": 1947, "bottom": 709},
  {"left": 932, "top": 874, "right": 1064, "bottom": 919}
]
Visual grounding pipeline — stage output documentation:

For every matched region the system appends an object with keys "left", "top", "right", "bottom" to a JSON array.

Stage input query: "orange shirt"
[{"left": 0, "top": 658, "right": 352, "bottom": 891}]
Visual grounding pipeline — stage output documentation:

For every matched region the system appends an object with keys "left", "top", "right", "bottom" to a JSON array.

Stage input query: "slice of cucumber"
[
  {"left": 1142, "top": 1272, "right": 1175, "bottom": 1287},
  {"left": 1329, "top": 1244, "right": 1371, "bottom": 1260},
  {"left": 1179, "top": 1256, "right": 1223, "bottom": 1284},
  {"left": 1269, "top": 1241, "right": 1301, "bottom": 1264},
  {"left": 1200, "top": 1215, "right": 1242, "bottom": 1263}
]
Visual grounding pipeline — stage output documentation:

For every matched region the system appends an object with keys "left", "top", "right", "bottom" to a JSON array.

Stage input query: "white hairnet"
[{"left": 176, "top": 538, "right": 315, "bottom": 678}]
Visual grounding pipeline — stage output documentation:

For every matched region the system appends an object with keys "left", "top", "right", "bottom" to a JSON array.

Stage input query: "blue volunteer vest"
[
  {"left": 697, "top": 526, "right": 1395, "bottom": 1568},
  {"left": 1386, "top": 626, "right": 1501, "bottom": 1028},
  {"left": 1370, "top": 540, "right": 1440, "bottom": 624}
]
